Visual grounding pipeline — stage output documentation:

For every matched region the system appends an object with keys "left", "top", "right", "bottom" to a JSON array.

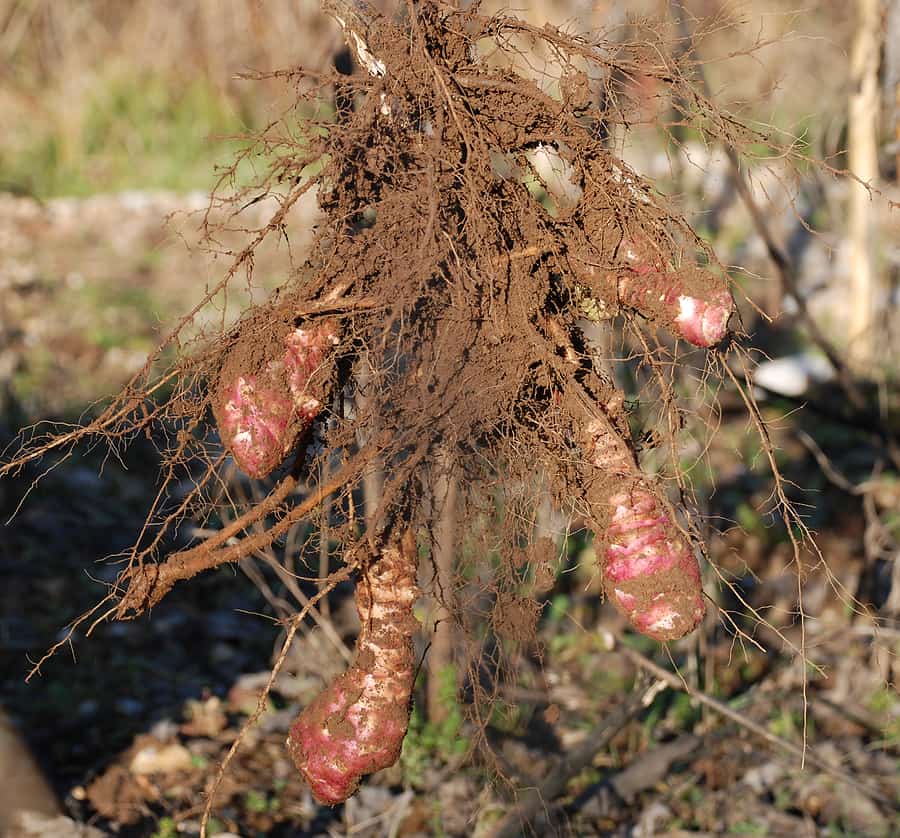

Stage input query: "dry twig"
[{"left": 619, "top": 644, "right": 897, "bottom": 808}]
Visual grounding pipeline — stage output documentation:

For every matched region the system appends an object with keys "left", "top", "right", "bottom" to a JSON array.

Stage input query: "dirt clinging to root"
[{"left": 2, "top": 0, "right": 768, "bottom": 809}]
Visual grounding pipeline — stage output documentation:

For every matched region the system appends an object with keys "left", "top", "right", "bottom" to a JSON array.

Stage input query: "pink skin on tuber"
[
  {"left": 604, "top": 486, "right": 705, "bottom": 640},
  {"left": 584, "top": 418, "right": 705, "bottom": 641},
  {"left": 218, "top": 322, "right": 339, "bottom": 479},
  {"left": 672, "top": 291, "right": 733, "bottom": 348},
  {"left": 287, "top": 532, "right": 420, "bottom": 805},
  {"left": 616, "top": 238, "right": 733, "bottom": 348},
  {"left": 220, "top": 375, "right": 294, "bottom": 479},
  {"left": 284, "top": 325, "right": 340, "bottom": 421}
]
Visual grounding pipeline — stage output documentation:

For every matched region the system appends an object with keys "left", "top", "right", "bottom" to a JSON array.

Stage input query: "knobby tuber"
[
  {"left": 287, "top": 531, "right": 420, "bottom": 805},
  {"left": 575, "top": 236, "right": 733, "bottom": 348},
  {"left": 580, "top": 402, "right": 705, "bottom": 641},
  {"left": 214, "top": 320, "right": 339, "bottom": 479}
]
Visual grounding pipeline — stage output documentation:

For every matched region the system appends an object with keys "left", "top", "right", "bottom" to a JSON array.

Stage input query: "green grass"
[
  {"left": 401, "top": 665, "right": 470, "bottom": 787},
  {"left": 1, "top": 69, "right": 257, "bottom": 198},
  {"left": 150, "top": 817, "right": 177, "bottom": 838},
  {"left": 8, "top": 274, "right": 166, "bottom": 416},
  {"left": 729, "top": 821, "right": 769, "bottom": 835}
]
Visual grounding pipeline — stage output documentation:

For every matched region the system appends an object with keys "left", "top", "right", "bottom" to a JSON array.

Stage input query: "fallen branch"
[{"left": 619, "top": 644, "right": 897, "bottom": 808}]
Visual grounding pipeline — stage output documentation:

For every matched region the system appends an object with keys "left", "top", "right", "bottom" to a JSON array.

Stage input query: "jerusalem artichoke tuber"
[
  {"left": 581, "top": 411, "right": 705, "bottom": 641},
  {"left": 214, "top": 320, "right": 339, "bottom": 479},
  {"left": 287, "top": 531, "right": 420, "bottom": 805},
  {"left": 574, "top": 235, "right": 733, "bottom": 348}
]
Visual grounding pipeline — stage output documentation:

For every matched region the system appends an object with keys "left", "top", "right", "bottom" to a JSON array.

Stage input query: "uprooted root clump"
[{"left": 2, "top": 0, "right": 799, "bottom": 815}]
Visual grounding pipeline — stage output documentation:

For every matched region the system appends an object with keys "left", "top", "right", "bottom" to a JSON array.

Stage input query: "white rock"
[
  {"left": 752, "top": 353, "right": 834, "bottom": 397},
  {"left": 129, "top": 741, "right": 193, "bottom": 775},
  {"left": 742, "top": 760, "right": 786, "bottom": 794}
]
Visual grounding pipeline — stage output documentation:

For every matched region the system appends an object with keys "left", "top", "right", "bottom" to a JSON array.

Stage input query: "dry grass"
[
  {"left": 0, "top": 1, "right": 339, "bottom": 195},
  {"left": 0, "top": 0, "right": 335, "bottom": 90}
]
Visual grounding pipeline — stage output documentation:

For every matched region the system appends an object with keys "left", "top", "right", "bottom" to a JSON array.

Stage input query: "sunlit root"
[
  {"left": 581, "top": 409, "right": 705, "bottom": 641},
  {"left": 574, "top": 236, "right": 733, "bottom": 347},
  {"left": 287, "top": 531, "right": 420, "bottom": 804},
  {"left": 213, "top": 319, "right": 340, "bottom": 478}
]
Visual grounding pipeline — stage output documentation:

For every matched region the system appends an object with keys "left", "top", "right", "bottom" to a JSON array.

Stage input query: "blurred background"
[{"left": 2, "top": 1, "right": 900, "bottom": 836}]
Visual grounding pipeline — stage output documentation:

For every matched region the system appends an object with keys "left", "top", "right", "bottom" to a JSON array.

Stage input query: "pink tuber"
[
  {"left": 582, "top": 413, "right": 705, "bottom": 641},
  {"left": 573, "top": 234, "right": 733, "bottom": 348},
  {"left": 616, "top": 238, "right": 732, "bottom": 348},
  {"left": 214, "top": 320, "right": 339, "bottom": 479},
  {"left": 287, "top": 531, "right": 420, "bottom": 805}
]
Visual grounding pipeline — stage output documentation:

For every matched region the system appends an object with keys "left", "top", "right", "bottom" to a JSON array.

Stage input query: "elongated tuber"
[
  {"left": 287, "top": 531, "right": 420, "bottom": 804},
  {"left": 214, "top": 320, "right": 339, "bottom": 479},
  {"left": 618, "top": 238, "right": 732, "bottom": 347},
  {"left": 574, "top": 235, "right": 733, "bottom": 347},
  {"left": 580, "top": 404, "right": 705, "bottom": 641}
]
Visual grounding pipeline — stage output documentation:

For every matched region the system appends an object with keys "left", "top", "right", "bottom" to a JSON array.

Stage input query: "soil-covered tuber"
[
  {"left": 582, "top": 413, "right": 705, "bottom": 641},
  {"left": 287, "top": 531, "right": 420, "bottom": 805},
  {"left": 575, "top": 236, "right": 733, "bottom": 347},
  {"left": 214, "top": 320, "right": 339, "bottom": 479}
]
